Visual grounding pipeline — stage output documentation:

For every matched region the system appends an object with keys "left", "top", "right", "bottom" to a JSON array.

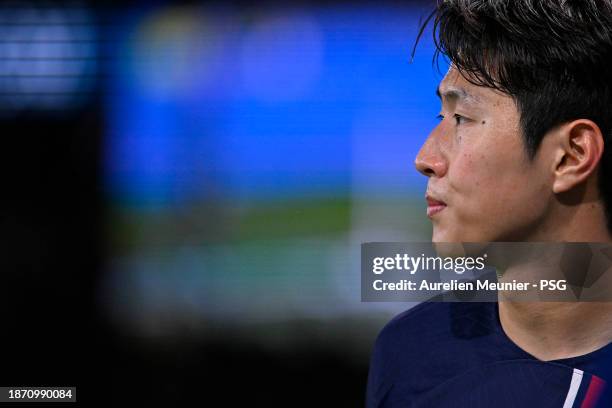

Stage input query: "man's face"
[{"left": 415, "top": 67, "right": 554, "bottom": 242}]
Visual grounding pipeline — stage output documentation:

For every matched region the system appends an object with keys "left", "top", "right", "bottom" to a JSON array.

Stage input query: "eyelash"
[{"left": 437, "top": 113, "right": 468, "bottom": 126}]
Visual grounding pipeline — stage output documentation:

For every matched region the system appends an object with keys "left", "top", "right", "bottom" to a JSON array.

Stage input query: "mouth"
[{"left": 426, "top": 194, "right": 447, "bottom": 218}]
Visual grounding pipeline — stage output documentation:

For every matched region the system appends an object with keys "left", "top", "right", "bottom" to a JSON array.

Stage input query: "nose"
[{"left": 414, "top": 126, "right": 448, "bottom": 178}]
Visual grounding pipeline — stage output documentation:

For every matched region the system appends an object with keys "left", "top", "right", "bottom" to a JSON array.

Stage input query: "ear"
[{"left": 552, "top": 119, "right": 604, "bottom": 194}]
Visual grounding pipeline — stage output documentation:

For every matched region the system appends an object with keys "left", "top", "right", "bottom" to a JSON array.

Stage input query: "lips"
[{"left": 426, "top": 194, "right": 447, "bottom": 218}]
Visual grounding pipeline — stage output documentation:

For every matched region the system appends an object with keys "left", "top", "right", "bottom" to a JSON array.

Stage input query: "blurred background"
[{"left": 1, "top": 0, "right": 444, "bottom": 405}]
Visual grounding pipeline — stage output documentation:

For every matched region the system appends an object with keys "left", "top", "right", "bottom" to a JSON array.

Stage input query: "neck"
[
  {"left": 532, "top": 179, "right": 612, "bottom": 242},
  {"left": 498, "top": 187, "right": 612, "bottom": 360},
  {"left": 498, "top": 301, "right": 612, "bottom": 361}
]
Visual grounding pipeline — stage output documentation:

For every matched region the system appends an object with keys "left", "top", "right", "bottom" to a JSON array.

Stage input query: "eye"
[
  {"left": 454, "top": 114, "right": 467, "bottom": 125},
  {"left": 436, "top": 114, "right": 444, "bottom": 121}
]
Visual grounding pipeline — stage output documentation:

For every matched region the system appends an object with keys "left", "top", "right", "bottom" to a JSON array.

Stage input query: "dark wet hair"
[{"left": 419, "top": 0, "right": 612, "bottom": 231}]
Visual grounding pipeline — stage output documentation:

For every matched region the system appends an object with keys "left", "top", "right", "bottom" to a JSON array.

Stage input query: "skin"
[{"left": 415, "top": 66, "right": 612, "bottom": 361}]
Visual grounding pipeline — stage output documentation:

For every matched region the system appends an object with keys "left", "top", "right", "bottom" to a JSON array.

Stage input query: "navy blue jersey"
[{"left": 366, "top": 302, "right": 612, "bottom": 407}]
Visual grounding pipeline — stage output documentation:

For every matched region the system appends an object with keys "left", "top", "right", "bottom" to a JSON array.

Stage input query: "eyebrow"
[{"left": 435, "top": 85, "right": 480, "bottom": 104}]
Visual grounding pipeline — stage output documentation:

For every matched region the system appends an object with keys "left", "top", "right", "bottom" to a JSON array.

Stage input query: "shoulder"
[
  {"left": 377, "top": 301, "right": 452, "bottom": 345},
  {"left": 370, "top": 302, "right": 453, "bottom": 377},
  {"left": 373, "top": 301, "right": 497, "bottom": 361},
  {"left": 367, "top": 302, "right": 455, "bottom": 406},
  {"left": 367, "top": 302, "right": 498, "bottom": 406}
]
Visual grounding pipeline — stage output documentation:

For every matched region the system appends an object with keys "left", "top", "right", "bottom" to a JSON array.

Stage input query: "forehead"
[{"left": 437, "top": 67, "right": 503, "bottom": 105}]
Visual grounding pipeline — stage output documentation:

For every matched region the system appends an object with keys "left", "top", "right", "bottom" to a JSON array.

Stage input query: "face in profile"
[{"left": 415, "top": 67, "right": 556, "bottom": 243}]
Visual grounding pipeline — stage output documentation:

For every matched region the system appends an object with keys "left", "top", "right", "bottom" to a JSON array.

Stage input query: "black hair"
[{"left": 420, "top": 0, "right": 612, "bottom": 231}]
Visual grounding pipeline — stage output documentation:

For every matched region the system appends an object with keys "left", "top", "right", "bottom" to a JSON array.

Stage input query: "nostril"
[{"left": 415, "top": 159, "right": 436, "bottom": 177}]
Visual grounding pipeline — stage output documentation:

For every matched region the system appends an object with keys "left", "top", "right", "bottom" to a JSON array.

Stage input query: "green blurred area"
[
  {"left": 110, "top": 196, "right": 430, "bottom": 251},
  {"left": 109, "top": 197, "right": 350, "bottom": 250}
]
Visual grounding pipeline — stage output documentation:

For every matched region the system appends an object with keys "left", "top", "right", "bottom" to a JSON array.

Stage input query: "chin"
[
  {"left": 432, "top": 227, "right": 488, "bottom": 243},
  {"left": 432, "top": 229, "right": 456, "bottom": 243}
]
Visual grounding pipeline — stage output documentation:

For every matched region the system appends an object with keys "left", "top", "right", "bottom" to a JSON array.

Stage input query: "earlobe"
[{"left": 552, "top": 120, "right": 604, "bottom": 194}]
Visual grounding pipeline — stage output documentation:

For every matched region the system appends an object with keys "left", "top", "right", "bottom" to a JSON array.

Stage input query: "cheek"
[
  {"left": 448, "top": 150, "right": 499, "bottom": 196},
  {"left": 446, "top": 145, "right": 549, "bottom": 238},
  {"left": 449, "top": 120, "right": 525, "bottom": 197}
]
